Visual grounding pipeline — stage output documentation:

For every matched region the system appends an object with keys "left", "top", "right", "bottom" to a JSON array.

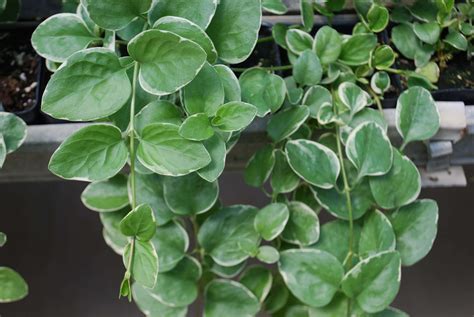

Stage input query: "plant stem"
[
  {"left": 257, "top": 35, "right": 274, "bottom": 44},
  {"left": 123, "top": 62, "right": 140, "bottom": 300},
  {"left": 231, "top": 64, "right": 293, "bottom": 72},
  {"left": 367, "top": 87, "right": 384, "bottom": 115}
]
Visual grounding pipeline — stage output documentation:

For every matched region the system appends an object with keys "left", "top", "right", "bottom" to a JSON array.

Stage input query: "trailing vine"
[{"left": 27, "top": 0, "right": 465, "bottom": 316}]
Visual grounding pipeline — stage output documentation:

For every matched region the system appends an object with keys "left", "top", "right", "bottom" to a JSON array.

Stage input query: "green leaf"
[
  {"left": 272, "top": 23, "right": 289, "bottom": 49},
  {"left": 257, "top": 246, "right": 280, "bottom": 264},
  {"left": 151, "top": 221, "right": 189, "bottom": 273},
  {"left": 133, "top": 283, "right": 188, "bottom": 317},
  {"left": 286, "top": 306, "right": 310, "bottom": 317},
  {"left": 198, "top": 134, "right": 227, "bottom": 182},
  {"left": 444, "top": 31, "right": 468, "bottom": 51},
  {"left": 244, "top": 144, "right": 275, "bottom": 187},
  {"left": 0, "top": 112, "right": 27, "bottom": 153},
  {"left": 346, "top": 122, "right": 393, "bottom": 178},
  {"left": 128, "top": 30, "right": 206, "bottom": 96},
  {"left": 342, "top": 251, "right": 401, "bottom": 313},
  {"left": 212, "top": 102, "right": 257, "bottom": 132},
  {"left": 134, "top": 173, "right": 175, "bottom": 226},
  {"left": 153, "top": 16, "right": 218, "bottom": 63},
  {"left": 210, "top": 260, "right": 247, "bottom": 278},
  {"left": 279, "top": 249, "right": 344, "bottom": 307},
  {"left": 207, "top": 0, "right": 261, "bottom": 64},
  {"left": 281, "top": 201, "right": 320, "bottom": 246},
  {"left": 308, "top": 293, "right": 349, "bottom": 317},
  {"left": 0, "top": 232, "right": 6, "bottom": 247},
  {"left": 300, "top": 0, "right": 314, "bottom": 31},
  {"left": 254, "top": 203, "right": 290, "bottom": 241},
  {"left": 391, "top": 24, "right": 421, "bottom": 59},
  {"left": 372, "top": 45, "right": 396, "bottom": 70},
  {"left": 294, "top": 50, "right": 323, "bottom": 86},
  {"left": 137, "top": 123, "right": 211, "bottom": 176},
  {"left": 240, "top": 68, "right": 286, "bottom": 117},
  {"left": 295, "top": 185, "right": 321, "bottom": 212},
  {"left": 359, "top": 210, "right": 396, "bottom": 259},
  {"left": 49, "top": 124, "right": 128, "bottom": 181},
  {"left": 120, "top": 204, "right": 156, "bottom": 241},
  {"left": 390, "top": 199, "right": 438, "bottom": 266},
  {"left": 204, "top": 280, "right": 260, "bottom": 317},
  {"left": 396, "top": 86, "right": 439, "bottom": 146},
  {"left": 271, "top": 150, "right": 300, "bottom": 194},
  {"left": 215, "top": 65, "right": 241, "bottom": 103},
  {"left": 413, "top": 22, "right": 441, "bottom": 45},
  {"left": 267, "top": 106, "right": 310, "bottom": 143},
  {"left": 0, "top": 267, "right": 28, "bottom": 303},
  {"left": 369, "top": 150, "right": 421, "bottom": 209},
  {"left": 310, "top": 220, "right": 361, "bottom": 263},
  {"left": 353, "top": 0, "right": 372, "bottom": 17},
  {"left": 371, "top": 72, "right": 391, "bottom": 94},
  {"left": 100, "top": 209, "right": 129, "bottom": 255},
  {"left": 263, "top": 0, "right": 288, "bottom": 14},
  {"left": 285, "top": 76, "right": 304, "bottom": 105},
  {"left": 149, "top": 256, "right": 201, "bottom": 307},
  {"left": 148, "top": 0, "right": 217, "bottom": 29},
  {"left": 81, "top": 174, "right": 129, "bottom": 212},
  {"left": 367, "top": 4, "right": 389, "bottom": 32},
  {"left": 179, "top": 114, "right": 214, "bottom": 141},
  {"left": 338, "top": 82, "right": 372, "bottom": 117},
  {"left": 117, "top": 19, "right": 145, "bottom": 42},
  {"left": 240, "top": 266, "right": 273, "bottom": 302},
  {"left": 286, "top": 140, "right": 340, "bottom": 189},
  {"left": 163, "top": 173, "right": 219, "bottom": 215},
  {"left": 84, "top": 0, "right": 151, "bottom": 30},
  {"left": 313, "top": 26, "right": 342, "bottom": 64},
  {"left": 42, "top": 48, "right": 131, "bottom": 121},
  {"left": 135, "top": 100, "right": 182, "bottom": 136},
  {"left": 264, "top": 275, "right": 289, "bottom": 313},
  {"left": 286, "top": 29, "right": 313, "bottom": 55},
  {"left": 339, "top": 34, "right": 377, "bottom": 66},
  {"left": 303, "top": 85, "right": 332, "bottom": 119},
  {"left": 198, "top": 205, "right": 260, "bottom": 266},
  {"left": 183, "top": 62, "right": 225, "bottom": 116},
  {"left": 123, "top": 240, "right": 158, "bottom": 289},
  {"left": 31, "top": 13, "right": 97, "bottom": 63}
]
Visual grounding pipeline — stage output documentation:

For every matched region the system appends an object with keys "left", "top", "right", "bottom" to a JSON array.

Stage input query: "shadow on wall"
[{"left": 0, "top": 171, "right": 473, "bottom": 316}]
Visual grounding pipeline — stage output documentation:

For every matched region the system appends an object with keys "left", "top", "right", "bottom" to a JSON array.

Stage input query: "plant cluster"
[
  {"left": 0, "top": 113, "right": 28, "bottom": 303},
  {"left": 29, "top": 0, "right": 447, "bottom": 316}
]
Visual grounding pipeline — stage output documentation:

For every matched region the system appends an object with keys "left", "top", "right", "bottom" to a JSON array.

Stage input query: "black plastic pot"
[{"left": 0, "top": 21, "right": 43, "bottom": 124}]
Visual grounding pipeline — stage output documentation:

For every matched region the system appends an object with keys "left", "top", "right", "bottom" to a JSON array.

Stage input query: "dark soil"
[{"left": 0, "top": 30, "right": 39, "bottom": 113}]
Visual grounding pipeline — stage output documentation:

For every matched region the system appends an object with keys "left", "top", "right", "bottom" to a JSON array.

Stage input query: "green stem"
[
  {"left": 367, "top": 87, "right": 384, "bottom": 115},
  {"left": 123, "top": 62, "right": 140, "bottom": 301},
  {"left": 257, "top": 35, "right": 274, "bottom": 44},
  {"left": 231, "top": 64, "right": 293, "bottom": 72}
]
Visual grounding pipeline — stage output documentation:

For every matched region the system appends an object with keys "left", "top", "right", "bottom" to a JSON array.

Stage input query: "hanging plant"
[{"left": 30, "top": 0, "right": 443, "bottom": 315}]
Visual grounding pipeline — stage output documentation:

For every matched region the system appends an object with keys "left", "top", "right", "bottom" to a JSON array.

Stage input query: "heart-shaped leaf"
[
  {"left": 120, "top": 204, "right": 156, "bottom": 241},
  {"left": 179, "top": 114, "right": 214, "bottom": 141},
  {"left": 151, "top": 221, "right": 189, "bottom": 273},
  {"left": 294, "top": 50, "right": 323, "bottom": 86},
  {"left": 137, "top": 123, "right": 211, "bottom": 177},
  {"left": 254, "top": 203, "right": 290, "bottom": 241},
  {"left": 128, "top": 30, "right": 206, "bottom": 96},
  {"left": 314, "top": 26, "right": 342, "bottom": 64},
  {"left": 281, "top": 201, "right": 320, "bottom": 246},
  {"left": 207, "top": 0, "right": 261, "bottom": 64},
  {"left": 369, "top": 150, "right": 421, "bottom": 209},
  {"left": 342, "top": 251, "right": 401, "bottom": 313},
  {"left": 359, "top": 210, "right": 396, "bottom": 259},
  {"left": 346, "top": 122, "right": 393, "bottom": 178},
  {"left": 212, "top": 102, "right": 257, "bottom": 132},
  {"left": 198, "top": 205, "right": 260, "bottom": 266},
  {"left": 338, "top": 82, "right": 372, "bottom": 117},
  {"left": 163, "top": 173, "right": 219, "bottom": 215},
  {"left": 42, "top": 48, "right": 131, "bottom": 121},
  {"left": 286, "top": 140, "right": 340, "bottom": 189},
  {"left": 81, "top": 174, "right": 129, "bottom": 212},
  {"left": 396, "top": 86, "right": 439, "bottom": 147},
  {"left": 31, "top": 13, "right": 98, "bottom": 62},
  {"left": 148, "top": 0, "right": 217, "bottom": 29},
  {"left": 183, "top": 62, "right": 225, "bottom": 116},
  {"left": 204, "top": 280, "right": 260, "bottom": 317},
  {"left": 339, "top": 34, "right": 377, "bottom": 66},
  {"left": 267, "top": 106, "right": 310, "bottom": 143},
  {"left": 389, "top": 199, "right": 438, "bottom": 266},
  {"left": 49, "top": 124, "right": 128, "bottom": 181},
  {"left": 279, "top": 249, "right": 344, "bottom": 307}
]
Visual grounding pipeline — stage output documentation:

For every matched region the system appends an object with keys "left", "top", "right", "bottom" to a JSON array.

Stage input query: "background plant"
[
  {"left": 30, "top": 0, "right": 442, "bottom": 316},
  {"left": 0, "top": 113, "right": 28, "bottom": 303}
]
